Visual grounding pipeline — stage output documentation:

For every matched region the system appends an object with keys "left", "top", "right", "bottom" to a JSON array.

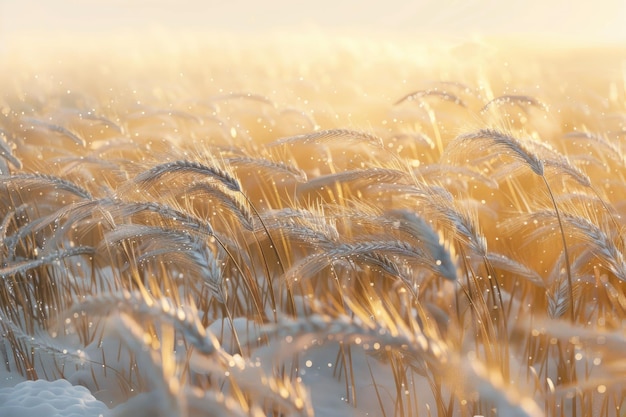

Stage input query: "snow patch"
[{"left": 0, "top": 379, "right": 109, "bottom": 417}]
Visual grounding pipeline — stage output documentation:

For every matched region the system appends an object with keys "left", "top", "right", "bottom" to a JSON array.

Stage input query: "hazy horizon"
[{"left": 1, "top": 0, "right": 625, "bottom": 43}]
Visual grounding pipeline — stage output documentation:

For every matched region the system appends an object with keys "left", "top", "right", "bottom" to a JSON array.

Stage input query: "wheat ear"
[
  {"left": 133, "top": 160, "right": 241, "bottom": 192},
  {"left": 268, "top": 128, "right": 384, "bottom": 148},
  {"left": 0, "top": 173, "right": 93, "bottom": 200},
  {"left": 0, "top": 246, "right": 95, "bottom": 279},
  {"left": 395, "top": 89, "right": 467, "bottom": 107},
  {"left": 64, "top": 290, "right": 222, "bottom": 355},
  {"left": 0, "top": 128, "right": 22, "bottom": 170},
  {"left": 21, "top": 117, "right": 87, "bottom": 147},
  {"left": 481, "top": 94, "right": 548, "bottom": 113}
]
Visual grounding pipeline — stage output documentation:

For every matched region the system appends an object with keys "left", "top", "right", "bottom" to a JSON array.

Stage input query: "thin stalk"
[
  {"left": 541, "top": 176, "right": 574, "bottom": 322},
  {"left": 542, "top": 175, "right": 578, "bottom": 416}
]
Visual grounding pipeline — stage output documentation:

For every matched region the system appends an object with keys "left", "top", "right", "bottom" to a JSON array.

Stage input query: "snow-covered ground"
[{"left": 0, "top": 379, "right": 108, "bottom": 417}]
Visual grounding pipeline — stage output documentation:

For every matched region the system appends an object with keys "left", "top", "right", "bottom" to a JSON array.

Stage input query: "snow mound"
[{"left": 0, "top": 379, "right": 109, "bottom": 417}]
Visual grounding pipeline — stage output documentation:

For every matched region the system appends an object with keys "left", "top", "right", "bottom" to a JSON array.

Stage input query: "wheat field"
[{"left": 1, "top": 34, "right": 626, "bottom": 416}]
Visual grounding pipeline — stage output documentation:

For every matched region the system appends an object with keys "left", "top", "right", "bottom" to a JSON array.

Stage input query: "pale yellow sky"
[{"left": 0, "top": 0, "right": 625, "bottom": 42}]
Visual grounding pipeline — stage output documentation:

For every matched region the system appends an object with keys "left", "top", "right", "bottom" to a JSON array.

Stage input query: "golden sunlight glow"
[
  {"left": 1, "top": 1, "right": 626, "bottom": 417},
  {"left": 1, "top": 0, "right": 625, "bottom": 42}
]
